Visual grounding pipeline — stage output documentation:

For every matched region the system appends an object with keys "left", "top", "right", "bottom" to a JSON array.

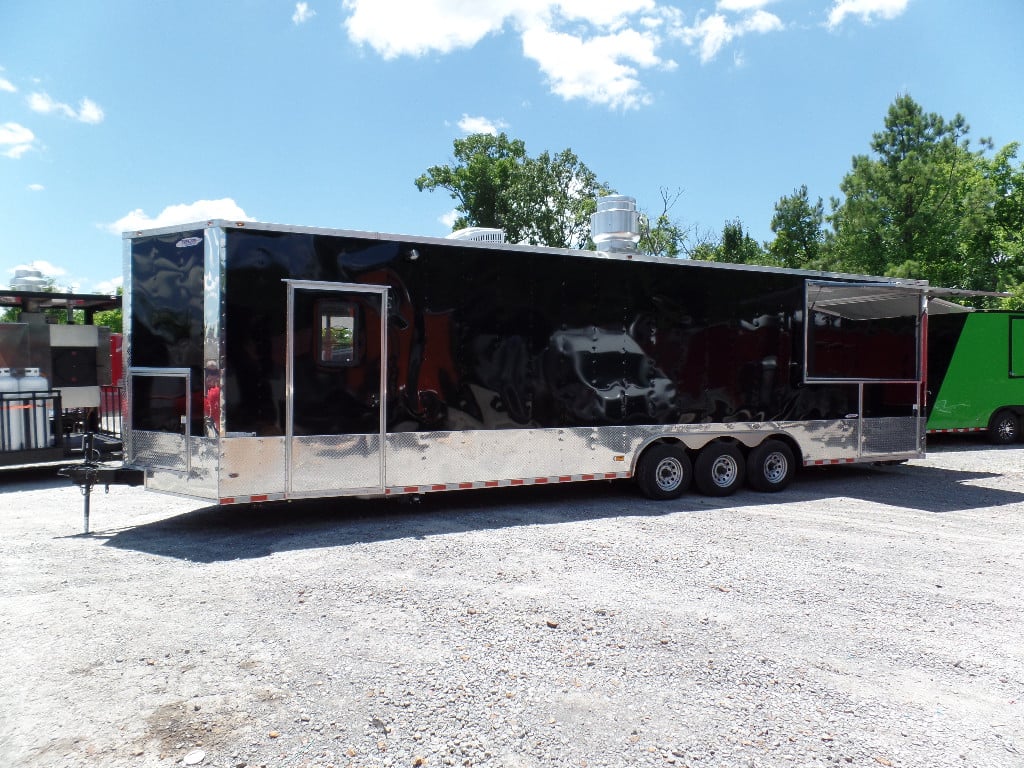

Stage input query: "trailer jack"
[{"left": 59, "top": 434, "right": 144, "bottom": 534}]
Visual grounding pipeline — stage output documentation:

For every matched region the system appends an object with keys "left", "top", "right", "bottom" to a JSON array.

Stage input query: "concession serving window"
[{"left": 805, "top": 281, "right": 924, "bottom": 382}]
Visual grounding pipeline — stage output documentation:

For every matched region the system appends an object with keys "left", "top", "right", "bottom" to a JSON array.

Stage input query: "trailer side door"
[{"left": 285, "top": 281, "right": 387, "bottom": 496}]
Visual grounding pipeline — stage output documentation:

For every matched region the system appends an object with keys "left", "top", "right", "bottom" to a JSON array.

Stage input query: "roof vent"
[
  {"left": 11, "top": 267, "right": 49, "bottom": 290},
  {"left": 591, "top": 195, "right": 640, "bottom": 254},
  {"left": 446, "top": 227, "right": 506, "bottom": 243}
]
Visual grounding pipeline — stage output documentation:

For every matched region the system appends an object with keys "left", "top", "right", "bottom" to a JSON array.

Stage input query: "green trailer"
[{"left": 926, "top": 310, "right": 1024, "bottom": 443}]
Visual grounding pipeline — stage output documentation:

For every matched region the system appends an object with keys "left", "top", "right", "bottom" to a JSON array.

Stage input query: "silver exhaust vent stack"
[{"left": 590, "top": 195, "right": 640, "bottom": 254}]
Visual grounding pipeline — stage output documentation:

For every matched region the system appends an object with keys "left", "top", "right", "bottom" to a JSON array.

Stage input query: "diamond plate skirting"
[{"left": 128, "top": 416, "right": 923, "bottom": 502}]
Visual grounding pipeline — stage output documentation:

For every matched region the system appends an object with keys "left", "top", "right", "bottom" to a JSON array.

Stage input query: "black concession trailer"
[{"left": 117, "top": 203, "right": 929, "bottom": 506}]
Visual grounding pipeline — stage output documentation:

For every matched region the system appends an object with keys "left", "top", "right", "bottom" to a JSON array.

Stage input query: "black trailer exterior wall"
[{"left": 124, "top": 221, "right": 927, "bottom": 504}]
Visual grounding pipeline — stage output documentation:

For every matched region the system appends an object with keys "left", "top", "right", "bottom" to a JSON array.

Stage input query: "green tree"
[
  {"left": 93, "top": 287, "right": 123, "bottom": 332},
  {"left": 520, "top": 147, "right": 612, "bottom": 248},
  {"left": 415, "top": 133, "right": 611, "bottom": 249},
  {"left": 704, "top": 218, "right": 767, "bottom": 264},
  {"left": 415, "top": 133, "right": 525, "bottom": 233},
  {"left": 989, "top": 142, "right": 1024, "bottom": 294},
  {"left": 637, "top": 187, "right": 711, "bottom": 259},
  {"left": 829, "top": 94, "right": 1023, "bottom": 292},
  {"left": 768, "top": 185, "right": 825, "bottom": 269}
]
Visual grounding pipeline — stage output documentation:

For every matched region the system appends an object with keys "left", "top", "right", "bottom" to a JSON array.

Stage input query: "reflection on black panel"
[
  {"left": 130, "top": 231, "right": 205, "bottom": 435},
  {"left": 131, "top": 375, "right": 187, "bottom": 433},
  {"left": 217, "top": 228, "right": 921, "bottom": 437},
  {"left": 808, "top": 313, "right": 919, "bottom": 380},
  {"left": 291, "top": 290, "right": 382, "bottom": 436},
  {"left": 924, "top": 313, "right": 969, "bottom": 417}
]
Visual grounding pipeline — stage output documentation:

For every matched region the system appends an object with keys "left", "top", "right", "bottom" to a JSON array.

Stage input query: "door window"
[{"left": 319, "top": 302, "right": 357, "bottom": 366}]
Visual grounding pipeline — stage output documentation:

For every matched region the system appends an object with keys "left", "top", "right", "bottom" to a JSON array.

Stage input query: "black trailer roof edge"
[{"left": 121, "top": 218, "right": 928, "bottom": 287}]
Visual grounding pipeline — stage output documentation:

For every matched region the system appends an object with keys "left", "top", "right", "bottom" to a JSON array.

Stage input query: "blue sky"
[{"left": 1, "top": 0, "right": 1022, "bottom": 293}]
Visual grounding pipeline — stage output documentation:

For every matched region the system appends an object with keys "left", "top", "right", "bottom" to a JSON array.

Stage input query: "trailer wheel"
[
  {"left": 694, "top": 443, "right": 745, "bottom": 497},
  {"left": 988, "top": 410, "right": 1019, "bottom": 445},
  {"left": 636, "top": 444, "right": 691, "bottom": 500},
  {"left": 746, "top": 439, "right": 795, "bottom": 492}
]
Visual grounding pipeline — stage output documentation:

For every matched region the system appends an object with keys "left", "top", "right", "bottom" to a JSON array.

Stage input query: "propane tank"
[
  {"left": 19, "top": 367, "right": 48, "bottom": 393},
  {"left": 18, "top": 367, "right": 51, "bottom": 449},
  {"left": 0, "top": 368, "right": 24, "bottom": 451}
]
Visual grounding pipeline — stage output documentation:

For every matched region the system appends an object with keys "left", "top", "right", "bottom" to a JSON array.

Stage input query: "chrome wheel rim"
[
  {"left": 711, "top": 455, "right": 739, "bottom": 488},
  {"left": 655, "top": 457, "right": 684, "bottom": 492},
  {"left": 763, "top": 451, "right": 788, "bottom": 484},
  {"left": 996, "top": 417, "right": 1016, "bottom": 441}
]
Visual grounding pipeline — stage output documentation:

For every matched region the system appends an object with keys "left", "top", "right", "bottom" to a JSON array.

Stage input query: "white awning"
[
  {"left": 927, "top": 297, "right": 974, "bottom": 315},
  {"left": 807, "top": 282, "right": 926, "bottom": 321}
]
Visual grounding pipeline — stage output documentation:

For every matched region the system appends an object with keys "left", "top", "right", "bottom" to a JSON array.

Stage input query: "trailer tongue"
[{"left": 59, "top": 433, "right": 144, "bottom": 533}]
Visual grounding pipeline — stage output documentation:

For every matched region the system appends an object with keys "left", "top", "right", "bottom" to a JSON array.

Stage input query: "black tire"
[
  {"left": 746, "top": 439, "right": 796, "bottom": 493},
  {"left": 694, "top": 443, "right": 745, "bottom": 497},
  {"left": 988, "top": 410, "right": 1019, "bottom": 445},
  {"left": 636, "top": 444, "right": 691, "bottom": 500}
]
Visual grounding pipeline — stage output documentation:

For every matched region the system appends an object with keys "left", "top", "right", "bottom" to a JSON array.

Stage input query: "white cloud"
[
  {"left": 827, "top": 0, "right": 909, "bottom": 28},
  {"left": 108, "top": 198, "right": 253, "bottom": 234},
  {"left": 676, "top": 8, "right": 783, "bottom": 63},
  {"left": 440, "top": 209, "right": 459, "bottom": 228},
  {"left": 521, "top": 23, "right": 664, "bottom": 109},
  {"left": 28, "top": 92, "right": 74, "bottom": 118},
  {"left": 342, "top": 0, "right": 670, "bottom": 109},
  {"left": 0, "top": 122, "right": 36, "bottom": 159},
  {"left": 679, "top": 14, "right": 735, "bottom": 63},
  {"left": 744, "top": 9, "right": 783, "bottom": 33},
  {"left": 27, "top": 183, "right": 44, "bottom": 191},
  {"left": 718, "top": 0, "right": 777, "bottom": 10},
  {"left": 547, "top": 0, "right": 660, "bottom": 29},
  {"left": 340, "top": 0, "right": 900, "bottom": 107},
  {"left": 93, "top": 276, "right": 123, "bottom": 294},
  {"left": 457, "top": 114, "right": 507, "bottom": 135},
  {"left": 28, "top": 92, "right": 105, "bottom": 124},
  {"left": 293, "top": 2, "right": 316, "bottom": 24},
  {"left": 0, "top": 77, "right": 16, "bottom": 93},
  {"left": 343, "top": 0, "right": 505, "bottom": 58},
  {"left": 77, "top": 98, "right": 104, "bottom": 124}
]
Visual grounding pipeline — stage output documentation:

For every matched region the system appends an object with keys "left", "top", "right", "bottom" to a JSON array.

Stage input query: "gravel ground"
[{"left": 1, "top": 436, "right": 1022, "bottom": 768}]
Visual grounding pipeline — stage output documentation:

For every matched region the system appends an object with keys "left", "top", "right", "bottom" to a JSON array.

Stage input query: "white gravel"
[{"left": 1, "top": 437, "right": 1022, "bottom": 768}]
